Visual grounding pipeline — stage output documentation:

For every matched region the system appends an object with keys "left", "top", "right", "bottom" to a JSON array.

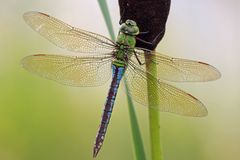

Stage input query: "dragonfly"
[{"left": 21, "top": 11, "right": 221, "bottom": 157}]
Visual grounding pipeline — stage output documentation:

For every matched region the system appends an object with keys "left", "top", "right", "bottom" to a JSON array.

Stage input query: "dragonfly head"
[{"left": 120, "top": 20, "right": 139, "bottom": 36}]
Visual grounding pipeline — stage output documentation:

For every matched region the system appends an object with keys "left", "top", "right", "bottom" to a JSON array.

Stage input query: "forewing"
[
  {"left": 23, "top": 11, "right": 116, "bottom": 54},
  {"left": 21, "top": 54, "right": 113, "bottom": 86},
  {"left": 124, "top": 61, "right": 208, "bottom": 117},
  {"left": 134, "top": 48, "right": 221, "bottom": 82}
]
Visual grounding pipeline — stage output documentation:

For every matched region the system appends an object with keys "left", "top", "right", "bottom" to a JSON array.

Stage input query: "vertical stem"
[
  {"left": 124, "top": 77, "right": 146, "bottom": 160},
  {"left": 97, "top": 0, "right": 115, "bottom": 40},
  {"left": 98, "top": 0, "right": 146, "bottom": 159},
  {"left": 145, "top": 52, "right": 162, "bottom": 160}
]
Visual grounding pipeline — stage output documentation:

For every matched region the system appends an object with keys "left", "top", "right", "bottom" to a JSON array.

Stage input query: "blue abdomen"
[{"left": 93, "top": 64, "right": 125, "bottom": 157}]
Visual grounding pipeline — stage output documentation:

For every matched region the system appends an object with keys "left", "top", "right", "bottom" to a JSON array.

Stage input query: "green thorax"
[
  {"left": 116, "top": 32, "right": 136, "bottom": 48},
  {"left": 113, "top": 20, "right": 139, "bottom": 67}
]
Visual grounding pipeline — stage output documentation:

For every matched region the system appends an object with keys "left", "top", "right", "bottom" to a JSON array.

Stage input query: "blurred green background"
[{"left": 0, "top": 0, "right": 239, "bottom": 160}]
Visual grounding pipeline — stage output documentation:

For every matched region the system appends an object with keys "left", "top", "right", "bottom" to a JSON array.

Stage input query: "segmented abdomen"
[{"left": 93, "top": 64, "right": 125, "bottom": 157}]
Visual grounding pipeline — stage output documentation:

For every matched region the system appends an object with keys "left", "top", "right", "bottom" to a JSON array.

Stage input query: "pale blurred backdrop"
[{"left": 0, "top": 0, "right": 239, "bottom": 160}]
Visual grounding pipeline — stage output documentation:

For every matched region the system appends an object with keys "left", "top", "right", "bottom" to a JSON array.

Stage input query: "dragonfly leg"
[
  {"left": 139, "top": 31, "right": 149, "bottom": 35},
  {"left": 151, "top": 29, "right": 165, "bottom": 46},
  {"left": 136, "top": 29, "right": 165, "bottom": 49},
  {"left": 136, "top": 37, "right": 153, "bottom": 45},
  {"left": 134, "top": 51, "right": 145, "bottom": 65}
]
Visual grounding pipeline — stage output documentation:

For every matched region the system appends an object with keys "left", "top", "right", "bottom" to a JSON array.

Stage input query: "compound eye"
[
  {"left": 130, "top": 21, "right": 135, "bottom": 26},
  {"left": 128, "top": 20, "right": 136, "bottom": 26},
  {"left": 125, "top": 20, "right": 131, "bottom": 25}
]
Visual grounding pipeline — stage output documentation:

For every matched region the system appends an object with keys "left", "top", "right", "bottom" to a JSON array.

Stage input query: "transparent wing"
[
  {"left": 21, "top": 54, "right": 113, "bottom": 87},
  {"left": 133, "top": 48, "right": 221, "bottom": 82},
  {"left": 23, "top": 11, "right": 116, "bottom": 54},
  {"left": 124, "top": 60, "right": 208, "bottom": 117}
]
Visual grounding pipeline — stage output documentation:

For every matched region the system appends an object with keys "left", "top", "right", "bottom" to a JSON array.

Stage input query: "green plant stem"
[
  {"left": 124, "top": 77, "right": 146, "bottom": 160},
  {"left": 145, "top": 52, "right": 162, "bottom": 160},
  {"left": 97, "top": 0, "right": 115, "bottom": 40},
  {"left": 97, "top": 0, "right": 146, "bottom": 159}
]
